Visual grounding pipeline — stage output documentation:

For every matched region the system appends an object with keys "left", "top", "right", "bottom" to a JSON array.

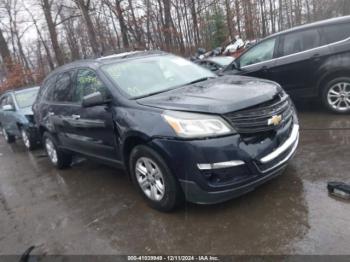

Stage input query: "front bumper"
[{"left": 151, "top": 120, "right": 299, "bottom": 204}]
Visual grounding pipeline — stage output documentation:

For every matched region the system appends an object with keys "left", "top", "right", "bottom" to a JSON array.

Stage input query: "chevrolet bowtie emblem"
[{"left": 268, "top": 115, "right": 282, "bottom": 126}]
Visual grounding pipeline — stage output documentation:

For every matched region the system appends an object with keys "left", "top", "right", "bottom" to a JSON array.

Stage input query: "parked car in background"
[
  {"left": 223, "top": 16, "right": 350, "bottom": 113},
  {"left": 33, "top": 51, "right": 299, "bottom": 211},
  {"left": 197, "top": 56, "right": 235, "bottom": 72},
  {"left": 0, "top": 86, "right": 40, "bottom": 150}
]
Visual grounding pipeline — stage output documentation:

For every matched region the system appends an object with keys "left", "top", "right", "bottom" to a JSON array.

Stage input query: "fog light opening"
[{"left": 197, "top": 160, "right": 245, "bottom": 170}]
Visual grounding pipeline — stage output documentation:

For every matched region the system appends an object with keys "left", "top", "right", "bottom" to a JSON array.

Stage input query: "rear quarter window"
[
  {"left": 320, "top": 23, "right": 350, "bottom": 44},
  {"left": 282, "top": 29, "right": 321, "bottom": 56}
]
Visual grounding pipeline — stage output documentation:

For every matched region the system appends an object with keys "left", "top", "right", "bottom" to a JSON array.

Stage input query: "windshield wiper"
[{"left": 187, "top": 77, "right": 216, "bottom": 85}]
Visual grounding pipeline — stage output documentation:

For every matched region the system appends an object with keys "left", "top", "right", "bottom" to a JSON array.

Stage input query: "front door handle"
[
  {"left": 261, "top": 66, "right": 269, "bottom": 73},
  {"left": 311, "top": 53, "right": 321, "bottom": 61},
  {"left": 48, "top": 112, "right": 55, "bottom": 116},
  {"left": 72, "top": 114, "right": 81, "bottom": 120}
]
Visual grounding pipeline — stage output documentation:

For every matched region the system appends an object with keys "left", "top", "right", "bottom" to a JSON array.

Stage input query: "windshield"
[
  {"left": 208, "top": 57, "right": 234, "bottom": 66},
  {"left": 101, "top": 55, "right": 215, "bottom": 98},
  {"left": 15, "top": 88, "right": 39, "bottom": 108}
]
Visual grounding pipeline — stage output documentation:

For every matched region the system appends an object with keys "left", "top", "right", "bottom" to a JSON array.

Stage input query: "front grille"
[{"left": 224, "top": 93, "right": 293, "bottom": 134}]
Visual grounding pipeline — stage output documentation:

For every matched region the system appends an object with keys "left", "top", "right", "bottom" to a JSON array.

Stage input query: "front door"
[{"left": 67, "top": 68, "right": 116, "bottom": 160}]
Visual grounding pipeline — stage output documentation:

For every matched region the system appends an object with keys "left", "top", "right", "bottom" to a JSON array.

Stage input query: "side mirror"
[
  {"left": 82, "top": 92, "right": 110, "bottom": 108},
  {"left": 231, "top": 61, "right": 239, "bottom": 70},
  {"left": 2, "top": 104, "right": 15, "bottom": 111}
]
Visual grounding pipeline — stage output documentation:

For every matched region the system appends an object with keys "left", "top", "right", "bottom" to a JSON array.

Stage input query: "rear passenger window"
[
  {"left": 51, "top": 72, "right": 75, "bottom": 103},
  {"left": 43, "top": 75, "right": 57, "bottom": 101},
  {"left": 320, "top": 23, "right": 350, "bottom": 44},
  {"left": 282, "top": 29, "right": 321, "bottom": 56}
]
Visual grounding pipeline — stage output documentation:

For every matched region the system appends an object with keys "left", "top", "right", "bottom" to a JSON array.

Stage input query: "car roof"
[
  {"left": 46, "top": 50, "right": 167, "bottom": 77},
  {"left": 268, "top": 15, "right": 350, "bottom": 38}
]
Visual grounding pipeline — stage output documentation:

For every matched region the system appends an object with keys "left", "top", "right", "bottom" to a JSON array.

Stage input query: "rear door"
[
  {"left": 66, "top": 68, "right": 116, "bottom": 160},
  {"left": 235, "top": 37, "right": 279, "bottom": 80},
  {"left": 271, "top": 28, "right": 330, "bottom": 97},
  {"left": 43, "top": 70, "right": 78, "bottom": 147}
]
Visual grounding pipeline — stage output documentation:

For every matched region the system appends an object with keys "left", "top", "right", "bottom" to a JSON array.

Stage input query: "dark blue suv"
[{"left": 33, "top": 51, "right": 299, "bottom": 211}]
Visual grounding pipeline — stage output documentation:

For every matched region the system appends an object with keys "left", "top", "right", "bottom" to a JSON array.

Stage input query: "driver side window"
[
  {"left": 239, "top": 38, "right": 276, "bottom": 67},
  {"left": 73, "top": 69, "right": 108, "bottom": 103}
]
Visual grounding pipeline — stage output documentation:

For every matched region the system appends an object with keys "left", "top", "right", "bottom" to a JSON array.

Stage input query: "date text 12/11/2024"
[{"left": 127, "top": 256, "right": 220, "bottom": 261}]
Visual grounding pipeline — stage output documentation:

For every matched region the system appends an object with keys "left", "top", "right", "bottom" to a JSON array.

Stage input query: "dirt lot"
[{"left": 0, "top": 102, "right": 350, "bottom": 255}]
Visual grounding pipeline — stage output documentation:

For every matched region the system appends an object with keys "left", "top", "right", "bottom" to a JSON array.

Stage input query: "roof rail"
[{"left": 97, "top": 51, "right": 144, "bottom": 61}]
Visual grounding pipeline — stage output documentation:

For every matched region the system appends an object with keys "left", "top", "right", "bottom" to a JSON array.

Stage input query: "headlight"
[{"left": 162, "top": 111, "right": 235, "bottom": 138}]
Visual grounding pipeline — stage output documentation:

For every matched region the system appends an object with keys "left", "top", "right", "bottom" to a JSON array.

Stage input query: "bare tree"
[
  {"left": 40, "top": 0, "right": 65, "bottom": 66},
  {"left": 74, "top": 0, "right": 100, "bottom": 55},
  {"left": 0, "top": 26, "right": 12, "bottom": 69}
]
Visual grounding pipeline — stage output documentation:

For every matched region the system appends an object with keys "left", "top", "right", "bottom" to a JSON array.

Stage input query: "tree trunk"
[
  {"left": 225, "top": 0, "right": 234, "bottom": 40},
  {"left": 0, "top": 27, "right": 13, "bottom": 70},
  {"left": 41, "top": 0, "right": 64, "bottom": 66},
  {"left": 234, "top": 0, "right": 241, "bottom": 36},
  {"left": 76, "top": 0, "right": 100, "bottom": 56},
  {"left": 162, "top": 0, "right": 172, "bottom": 51},
  {"left": 259, "top": 0, "right": 267, "bottom": 37},
  {"left": 269, "top": 0, "right": 276, "bottom": 33},
  {"left": 115, "top": 0, "right": 129, "bottom": 48},
  {"left": 190, "top": 1, "right": 200, "bottom": 46}
]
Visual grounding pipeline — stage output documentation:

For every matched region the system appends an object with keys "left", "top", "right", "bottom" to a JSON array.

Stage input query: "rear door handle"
[
  {"left": 71, "top": 114, "right": 80, "bottom": 120},
  {"left": 48, "top": 112, "right": 55, "bottom": 116}
]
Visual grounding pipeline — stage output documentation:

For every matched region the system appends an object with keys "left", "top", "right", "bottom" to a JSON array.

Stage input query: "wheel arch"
[
  {"left": 318, "top": 69, "right": 350, "bottom": 96},
  {"left": 122, "top": 132, "right": 150, "bottom": 174},
  {"left": 121, "top": 133, "right": 172, "bottom": 177}
]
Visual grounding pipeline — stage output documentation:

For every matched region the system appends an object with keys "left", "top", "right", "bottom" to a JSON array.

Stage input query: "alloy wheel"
[
  {"left": 135, "top": 157, "right": 165, "bottom": 201},
  {"left": 45, "top": 138, "right": 58, "bottom": 164},
  {"left": 327, "top": 82, "right": 350, "bottom": 112},
  {"left": 22, "top": 129, "right": 30, "bottom": 149}
]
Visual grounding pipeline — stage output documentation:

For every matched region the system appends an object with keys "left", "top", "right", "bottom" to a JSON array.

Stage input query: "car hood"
[
  {"left": 137, "top": 75, "right": 281, "bottom": 114},
  {"left": 18, "top": 106, "right": 33, "bottom": 116}
]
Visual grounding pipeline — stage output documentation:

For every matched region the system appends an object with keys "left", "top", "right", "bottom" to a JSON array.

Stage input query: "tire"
[
  {"left": 129, "top": 145, "right": 184, "bottom": 212},
  {"left": 322, "top": 77, "right": 350, "bottom": 114},
  {"left": 2, "top": 127, "right": 15, "bottom": 144},
  {"left": 43, "top": 132, "right": 72, "bottom": 169},
  {"left": 21, "top": 128, "right": 37, "bottom": 151}
]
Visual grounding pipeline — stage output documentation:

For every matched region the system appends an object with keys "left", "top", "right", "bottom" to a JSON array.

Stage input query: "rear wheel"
[
  {"left": 129, "top": 145, "right": 184, "bottom": 212},
  {"left": 43, "top": 132, "right": 72, "bottom": 169},
  {"left": 322, "top": 77, "right": 350, "bottom": 114},
  {"left": 2, "top": 127, "right": 15, "bottom": 144}
]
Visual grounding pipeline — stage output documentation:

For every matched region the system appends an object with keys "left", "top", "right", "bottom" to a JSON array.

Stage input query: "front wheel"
[
  {"left": 129, "top": 145, "right": 184, "bottom": 212},
  {"left": 43, "top": 132, "right": 72, "bottom": 169},
  {"left": 21, "top": 128, "right": 37, "bottom": 151},
  {"left": 322, "top": 77, "right": 350, "bottom": 114}
]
